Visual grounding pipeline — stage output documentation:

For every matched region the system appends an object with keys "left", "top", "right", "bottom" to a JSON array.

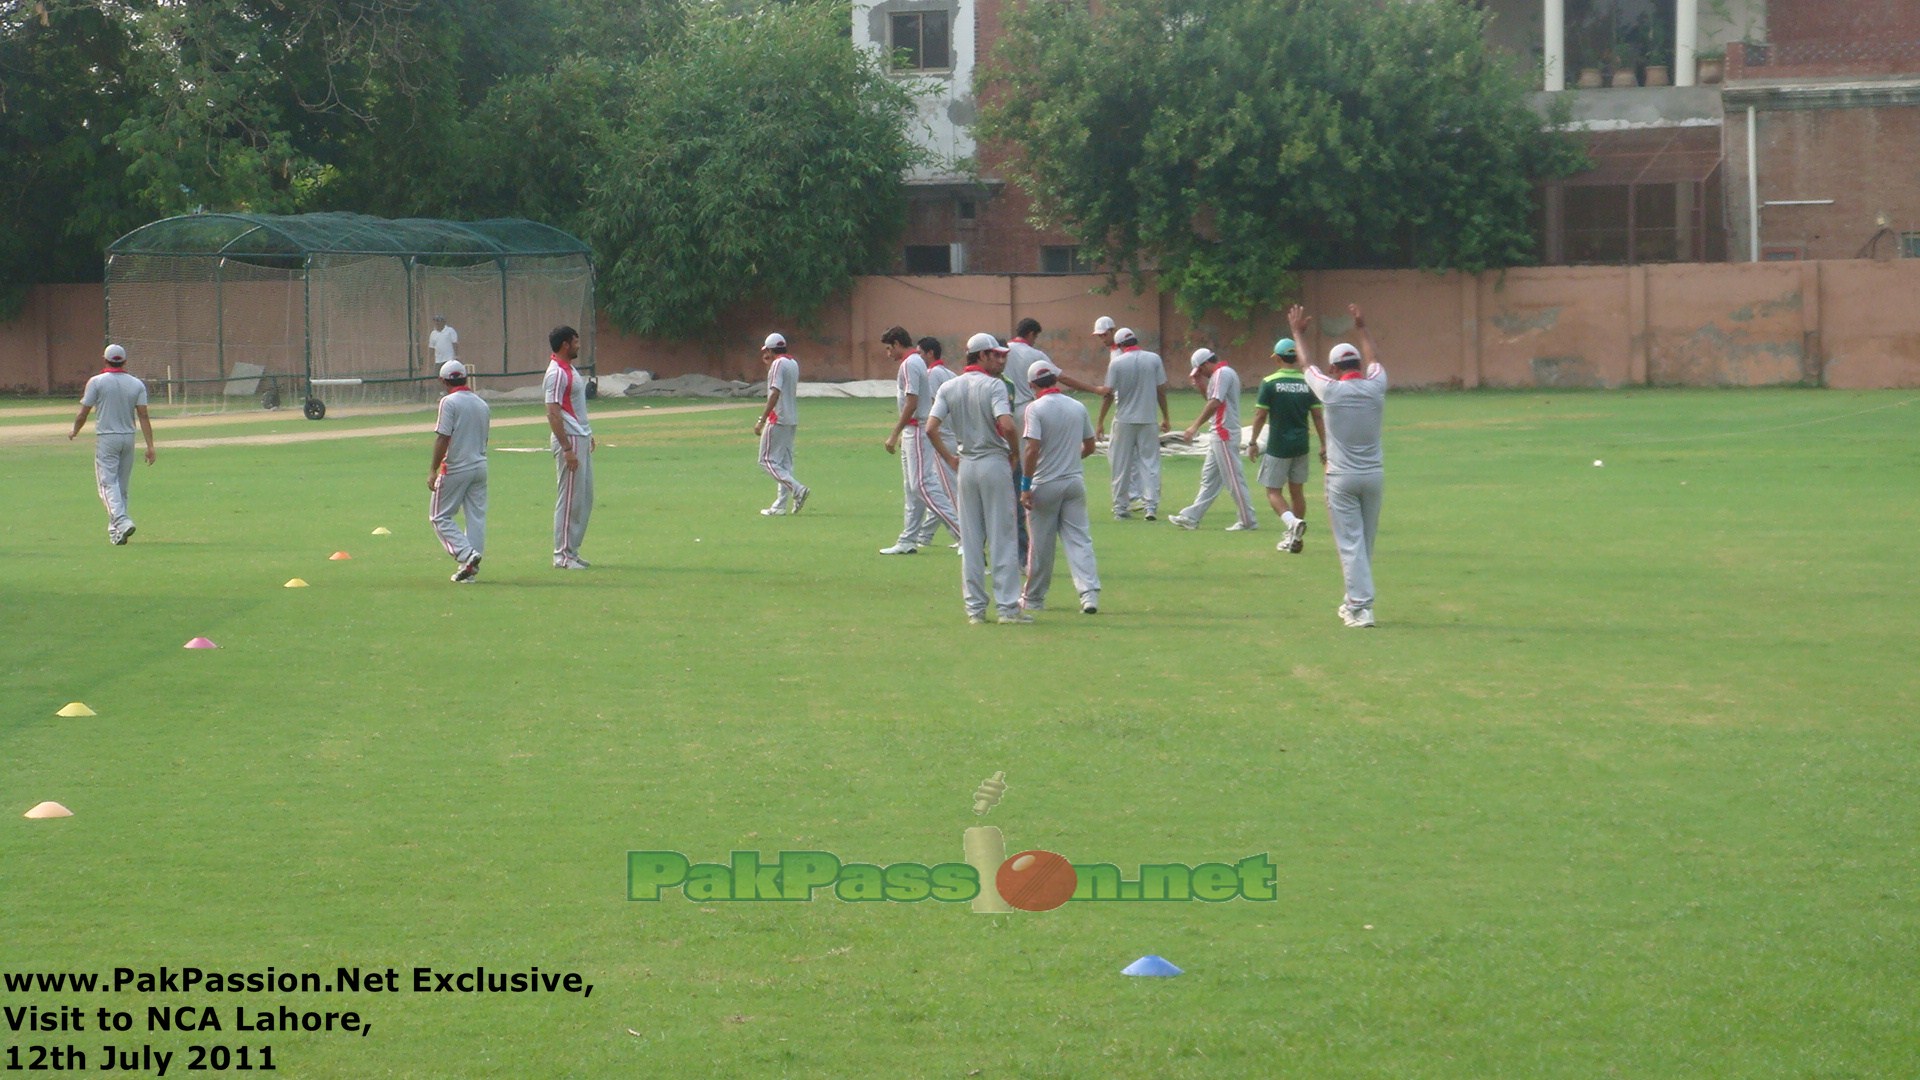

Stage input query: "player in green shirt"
[{"left": 1246, "top": 323, "right": 1325, "bottom": 553}]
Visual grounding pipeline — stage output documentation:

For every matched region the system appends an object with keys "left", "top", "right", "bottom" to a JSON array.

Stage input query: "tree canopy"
[
  {"left": 978, "top": 0, "right": 1585, "bottom": 321},
  {"left": 0, "top": 0, "right": 919, "bottom": 332}
]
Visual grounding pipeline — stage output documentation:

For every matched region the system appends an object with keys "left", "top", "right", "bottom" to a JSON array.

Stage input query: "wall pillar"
[{"left": 1675, "top": 0, "right": 1699, "bottom": 86}]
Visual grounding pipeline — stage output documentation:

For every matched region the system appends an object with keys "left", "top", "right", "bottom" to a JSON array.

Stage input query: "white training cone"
[
  {"left": 56, "top": 702, "right": 95, "bottom": 717},
  {"left": 24, "top": 802, "right": 73, "bottom": 819}
]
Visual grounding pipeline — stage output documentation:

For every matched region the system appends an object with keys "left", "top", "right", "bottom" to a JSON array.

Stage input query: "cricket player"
[
  {"left": 544, "top": 325, "right": 593, "bottom": 569},
  {"left": 926, "top": 333, "right": 1028, "bottom": 624},
  {"left": 1300, "top": 304, "right": 1388, "bottom": 628},
  {"left": 428, "top": 360, "right": 490, "bottom": 583},
  {"left": 908, "top": 336, "right": 959, "bottom": 548},
  {"left": 1171, "top": 348, "right": 1258, "bottom": 531},
  {"left": 1019, "top": 357, "right": 1101, "bottom": 615},
  {"left": 427, "top": 315, "right": 458, "bottom": 367},
  {"left": 69, "top": 344, "right": 155, "bottom": 545},
  {"left": 755, "top": 332, "right": 810, "bottom": 516},
  {"left": 1102, "top": 328, "right": 1170, "bottom": 520},
  {"left": 1246, "top": 319, "right": 1326, "bottom": 553},
  {"left": 880, "top": 326, "right": 959, "bottom": 555}
]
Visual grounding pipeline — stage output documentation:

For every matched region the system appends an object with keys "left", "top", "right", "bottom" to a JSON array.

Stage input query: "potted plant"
[
  {"left": 1697, "top": 48, "right": 1725, "bottom": 84},
  {"left": 1608, "top": 42, "right": 1640, "bottom": 87}
]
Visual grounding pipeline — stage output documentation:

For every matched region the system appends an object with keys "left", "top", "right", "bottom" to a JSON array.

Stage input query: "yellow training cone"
[
  {"left": 284, "top": 578, "right": 309, "bottom": 588},
  {"left": 56, "top": 702, "right": 95, "bottom": 717},
  {"left": 371, "top": 527, "right": 391, "bottom": 536},
  {"left": 329, "top": 551, "right": 352, "bottom": 560},
  {"left": 25, "top": 802, "right": 73, "bottom": 819}
]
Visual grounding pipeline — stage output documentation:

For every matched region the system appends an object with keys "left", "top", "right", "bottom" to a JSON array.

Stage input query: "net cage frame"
[{"left": 105, "top": 212, "right": 596, "bottom": 418}]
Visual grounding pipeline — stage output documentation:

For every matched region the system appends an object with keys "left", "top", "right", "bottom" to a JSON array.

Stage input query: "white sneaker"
[
  {"left": 1081, "top": 597, "right": 1098, "bottom": 615},
  {"left": 1345, "top": 607, "right": 1376, "bottom": 628},
  {"left": 1129, "top": 498, "right": 1147, "bottom": 512},
  {"left": 879, "top": 544, "right": 918, "bottom": 555},
  {"left": 554, "top": 556, "right": 589, "bottom": 570},
  {"left": 1287, "top": 521, "right": 1306, "bottom": 553},
  {"left": 760, "top": 507, "right": 788, "bottom": 516},
  {"left": 967, "top": 613, "right": 987, "bottom": 625},
  {"left": 1113, "top": 511, "right": 1133, "bottom": 520},
  {"left": 1022, "top": 599, "right": 1045, "bottom": 612},
  {"left": 1225, "top": 520, "right": 1258, "bottom": 532},
  {"left": 1169, "top": 514, "right": 1198, "bottom": 531},
  {"left": 999, "top": 610, "right": 1035, "bottom": 624},
  {"left": 793, "top": 487, "right": 810, "bottom": 513}
]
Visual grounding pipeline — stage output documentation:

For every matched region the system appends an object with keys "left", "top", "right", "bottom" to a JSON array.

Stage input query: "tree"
[
  {"left": 978, "top": 0, "right": 1585, "bottom": 322},
  {"left": 583, "top": 0, "right": 925, "bottom": 338}
]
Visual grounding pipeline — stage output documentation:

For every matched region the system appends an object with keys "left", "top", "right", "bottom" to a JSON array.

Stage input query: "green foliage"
[
  {"left": 584, "top": 0, "right": 924, "bottom": 338},
  {"left": 979, "top": 0, "right": 1585, "bottom": 322}
]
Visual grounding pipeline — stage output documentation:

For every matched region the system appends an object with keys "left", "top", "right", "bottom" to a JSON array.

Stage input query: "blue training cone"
[{"left": 1122, "top": 955, "right": 1183, "bottom": 977}]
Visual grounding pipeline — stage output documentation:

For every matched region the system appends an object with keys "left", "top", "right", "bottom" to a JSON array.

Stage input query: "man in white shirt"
[
  {"left": 428, "top": 315, "right": 458, "bottom": 368},
  {"left": 429, "top": 360, "right": 490, "bottom": 583},
  {"left": 544, "top": 325, "right": 593, "bottom": 569},
  {"left": 1297, "top": 304, "right": 1388, "bottom": 629},
  {"left": 69, "top": 344, "right": 156, "bottom": 545}
]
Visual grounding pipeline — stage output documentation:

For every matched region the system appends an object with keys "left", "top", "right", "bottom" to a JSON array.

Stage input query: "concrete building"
[{"left": 856, "top": 0, "right": 1920, "bottom": 272}]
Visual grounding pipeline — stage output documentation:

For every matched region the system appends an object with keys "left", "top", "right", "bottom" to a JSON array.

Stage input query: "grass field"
[{"left": 3, "top": 389, "right": 1917, "bottom": 1078}]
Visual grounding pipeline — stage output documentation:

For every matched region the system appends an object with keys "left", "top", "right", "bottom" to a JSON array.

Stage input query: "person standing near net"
[
  {"left": 69, "top": 344, "right": 155, "bottom": 545},
  {"left": 1300, "top": 304, "right": 1388, "bottom": 629},
  {"left": 1247, "top": 321, "right": 1325, "bottom": 554},
  {"left": 755, "top": 332, "right": 809, "bottom": 516},
  {"left": 544, "top": 325, "right": 594, "bottom": 569},
  {"left": 429, "top": 360, "right": 489, "bottom": 583},
  {"left": 1171, "top": 347, "right": 1258, "bottom": 532},
  {"left": 1019, "top": 357, "right": 1101, "bottom": 616},
  {"left": 428, "top": 315, "right": 458, "bottom": 368},
  {"left": 926, "top": 334, "right": 1027, "bottom": 625}
]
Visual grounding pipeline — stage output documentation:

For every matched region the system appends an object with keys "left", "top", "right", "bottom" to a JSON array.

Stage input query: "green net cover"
[{"left": 109, "top": 213, "right": 590, "bottom": 259}]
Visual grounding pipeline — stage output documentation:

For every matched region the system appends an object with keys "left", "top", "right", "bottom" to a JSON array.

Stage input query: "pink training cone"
[
  {"left": 329, "top": 551, "right": 352, "bottom": 560},
  {"left": 184, "top": 637, "right": 219, "bottom": 649}
]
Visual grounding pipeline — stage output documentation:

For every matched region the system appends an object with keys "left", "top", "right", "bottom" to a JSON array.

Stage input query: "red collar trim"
[
  {"left": 1010, "top": 337, "right": 1031, "bottom": 345},
  {"left": 962, "top": 364, "right": 987, "bottom": 374},
  {"left": 928, "top": 360, "right": 946, "bottom": 368},
  {"left": 1338, "top": 370, "right": 1366, "bottom": 381},
  {"left": 550, "top": 354, "right": 572, "bottom": 369},
  {"left": 101, "top": 367, "right": 128, "bottom": 374},
  {"left": 1120, "top": 345, "right": 1141, "bottom": 352},
  {"left": 1035, "top": 386, "right": 1062, "bottom": 397},
  {"left": 448, "top": 385, "right": 473, "bottom": 393}
]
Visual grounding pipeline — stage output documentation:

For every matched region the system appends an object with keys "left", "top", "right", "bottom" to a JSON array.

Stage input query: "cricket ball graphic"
[{"left": 996, "top": 849, "right": 1078, "bottom": 912}]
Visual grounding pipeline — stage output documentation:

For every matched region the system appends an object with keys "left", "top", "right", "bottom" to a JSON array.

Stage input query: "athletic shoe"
[
  {"left": 554, "top": 557, "right": 589, "bottom": 570},
  {"left": 948, "top": 542, "right": 959, "bottom": 549},
  {"left": 452, "top": 555, "right": 482, "bottom": 583},
  {"left": 1225, "top": 520, "right": 1258, "bottom": 532},
  {"left": 1129, "top": 498, "right": 1147, "bottom": 512},
  {"left": 1022, "top": 599, "right": 1045, "bottom": 612},
  {"left": 1169, "top": 514, "right": 1198, "bottom": 531},
  {"left": 119, "top": 524, "right": 135, "bottom": 544},
  {"left": 879, "top": 544, "right": 918, "bottom": 555},
  {"left": 1081, "top": 598, "right": 1098, "bottom": 615},
  {"left": 760, "top": 507, "right": 788, "bottom": 516},
  {"left": 109, "top": 530, "right": 125, "bottom": 546},
  {"left": 1289, "top": 520, "right": 1306, "bottom": 553},
  {"left": 1337, "top": 603, "right": 1355, "bottom": 623},
  {"left": 1345, "top": 607, "right": 1376, "bottom": 629},
  {"left": 793, "top": 487, "right": 810, "bottom": 513},
  {"left": 571, "top": 555, "right": 591, "bottom": 567},
  {"left": 1144, "top": 512, "right": 1157, "bottom": 521},
  {"left": 1113, "top": 511, "right": 1133, "bottom": 520},
  {"left": 999, "top": 610, "right": 1035, "bottom": 624},
  {"left": 967, "top": 613, "right": 987, "bottom": 625}
]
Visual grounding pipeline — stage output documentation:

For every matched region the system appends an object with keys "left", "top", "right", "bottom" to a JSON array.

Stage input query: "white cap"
[
  {"left": 966, "top": 332, "right": 1009, "bottom": 354},
  {"left": 439, "top": 359, "right": 467, "bottom": 380},
  {"left": 1329, "top": 343, "right": 1362, "bottom": 365},
  {"left": 1189, "top": 347, "right": 1217, "bottom": 371},
  {"left": 1113, "top": 327, "right": 1139, "bottom": 346},
  {"left": 1092, "top": 316, "right": 1116, "bottom": 335},
  {"left": 763, "top": 332, "right": 788, "bottom": 351},
  {"left": 1027, "top": 357, "right": 1062, "bottom": 383},
  {"left": 103, "top": 344, "right": 127, "bottom": 364}
]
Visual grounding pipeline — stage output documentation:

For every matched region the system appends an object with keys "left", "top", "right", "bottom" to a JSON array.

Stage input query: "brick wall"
[{"left": 1723, "top": 100, "right": 1920, "bottom": 261}]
